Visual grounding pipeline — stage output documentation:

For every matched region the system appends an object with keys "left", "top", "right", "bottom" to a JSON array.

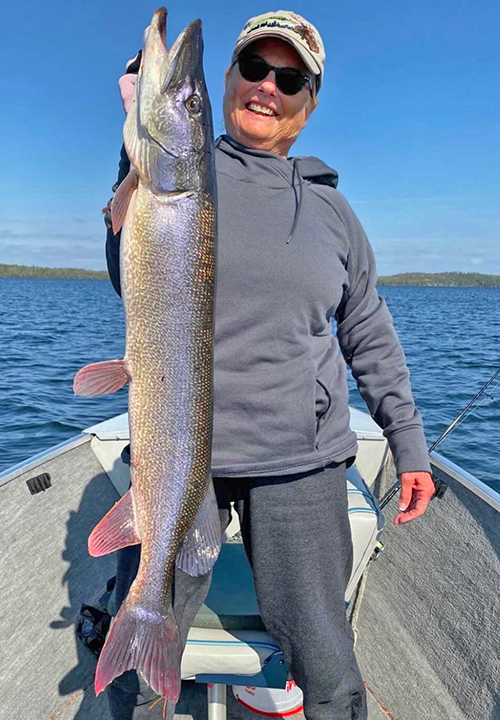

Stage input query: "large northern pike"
[{"left": 74, "top": 8, "right": 219, "bottom": 702}]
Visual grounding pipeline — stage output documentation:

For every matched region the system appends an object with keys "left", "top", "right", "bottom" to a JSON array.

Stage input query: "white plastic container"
[{"left": 232, "top": 680, "right": 304, "bottom": 716}]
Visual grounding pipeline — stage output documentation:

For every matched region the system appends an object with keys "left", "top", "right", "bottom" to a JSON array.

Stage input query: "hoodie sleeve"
[{"left": 333, "top": 192, "right": 431, "bottom": 476}]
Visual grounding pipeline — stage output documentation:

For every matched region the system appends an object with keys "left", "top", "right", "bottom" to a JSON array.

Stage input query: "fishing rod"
[{"left": 379, "top": 367, "right": 500, "bottom": 511}]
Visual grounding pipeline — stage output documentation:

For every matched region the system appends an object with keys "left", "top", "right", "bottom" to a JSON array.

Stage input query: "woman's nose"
[{"left": 258, "top": 72, "right": 277, "bottom": 95}]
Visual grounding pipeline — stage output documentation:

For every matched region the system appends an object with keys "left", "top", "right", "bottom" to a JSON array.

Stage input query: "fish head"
[{"left": 124, "top": 9, "right": 214, "bottom": 195}]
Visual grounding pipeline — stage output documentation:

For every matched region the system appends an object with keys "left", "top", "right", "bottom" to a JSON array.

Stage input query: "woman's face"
[{"left": 223, "top": 38, "right": 318, "bottom": 157}]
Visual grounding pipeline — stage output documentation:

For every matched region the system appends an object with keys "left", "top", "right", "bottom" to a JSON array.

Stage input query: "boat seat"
[
  {"left": 192, "top": 541, "right": 265, "bottom": 631},
  {"left": 181, "top": 464, "right": 384, "bottom": 682}
]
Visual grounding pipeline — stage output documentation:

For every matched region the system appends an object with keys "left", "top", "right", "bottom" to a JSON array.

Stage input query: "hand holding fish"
[{"left": 119, "top": 72, "right": 137, "bottom": 113}]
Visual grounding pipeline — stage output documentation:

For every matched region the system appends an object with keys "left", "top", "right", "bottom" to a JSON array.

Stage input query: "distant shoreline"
[
  {"left": 377, "top": 272, "right": 500, "bottom": 287},
  {"left": 0, "top": 265, "right": 499, "bottom": 287},
  {"left": 0, "top": 264, "right": 108, "bottom": 280}
]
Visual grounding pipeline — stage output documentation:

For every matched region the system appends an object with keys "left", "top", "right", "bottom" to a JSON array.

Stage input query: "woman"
[{"left": 106, "top": 11, "right": 435, "bottom": 720}]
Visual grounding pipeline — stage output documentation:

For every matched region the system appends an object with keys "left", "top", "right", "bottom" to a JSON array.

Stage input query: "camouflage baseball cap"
[{"left": 232, "top": 11, "right": 326, "bottom": 91}]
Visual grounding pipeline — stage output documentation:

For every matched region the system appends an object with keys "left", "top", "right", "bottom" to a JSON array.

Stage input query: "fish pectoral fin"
[
  {"left": 88, "top": 488, "right": 141, "bottom": 557},
  {"left": 73, "top": 359, "right": 129, "bottom": 397},
  {"left": 95, "top": 602, "right": 181, "bottom": 702},
  {"left": 176, "top": 478, "right": 222, "bottom": 577},
  {"left": 111, "top": 169, "right": 139, "bottom": 234}
]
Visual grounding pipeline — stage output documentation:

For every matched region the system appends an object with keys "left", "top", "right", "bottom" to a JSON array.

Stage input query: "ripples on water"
[
  {"left": 0, "top": 279, "right": 128, "bottom": 469},
  {"left": 348, "top": 286, "right": 500, "bottom": 491},
  {"left": 0, "top": 279, "right": 499, "bottom": 491}
]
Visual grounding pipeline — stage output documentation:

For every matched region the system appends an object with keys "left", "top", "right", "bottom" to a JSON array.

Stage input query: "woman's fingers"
[{"left": 394, "top": 471, "right": 435, "bottom": 525}]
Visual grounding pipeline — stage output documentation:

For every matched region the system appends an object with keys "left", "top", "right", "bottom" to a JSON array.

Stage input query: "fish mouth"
[
  {"left": 143, "top": 7, "right": 169, "bottom": 66},
  {"left": 161, "top": 18, "right": 203, "bottom": 94},
  {"left": 138, "top": 8, "right": 192, "bottom": 162},
  {"left": 155, "top": 7, "right": 167, "bottom": 50}
]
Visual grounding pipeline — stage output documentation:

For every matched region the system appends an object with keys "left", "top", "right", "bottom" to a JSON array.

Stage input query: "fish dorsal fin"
[
  {"left": 88, "top": 488, "right": 141, "bottom": 557},
  {"left": 176, "top": 479, "right": 221, "bottom": 576},
  {"left": 111, "top": 170, "right": 139, "bottom": 234}
]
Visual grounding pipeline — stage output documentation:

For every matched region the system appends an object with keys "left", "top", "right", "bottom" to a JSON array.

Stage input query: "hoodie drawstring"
[
  {"left": 287, "top": 158, "right": 304, "bottom": 244},
  {"left": 214, "top": 137, "right": 310, "bottom": 245}
]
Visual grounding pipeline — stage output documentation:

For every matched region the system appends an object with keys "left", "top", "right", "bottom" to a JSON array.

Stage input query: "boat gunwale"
[
  {"left": 430, "top": 449, "right": 500, "bottom": 512},
  {"left": 1, "top": 417, "right": 499, "bottom": 514},
  {"left": 0, "top": 433, "right": 90, "bottom": 488}
]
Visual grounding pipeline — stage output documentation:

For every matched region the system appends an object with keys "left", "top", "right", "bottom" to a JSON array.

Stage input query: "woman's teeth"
[{"left": 246, "top": 102, "right": 276, "bottom": 116}]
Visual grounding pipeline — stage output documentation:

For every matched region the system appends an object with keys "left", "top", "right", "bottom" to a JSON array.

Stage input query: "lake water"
[{"left": 0, "top": 278, "right": 499, "bottom": 492}]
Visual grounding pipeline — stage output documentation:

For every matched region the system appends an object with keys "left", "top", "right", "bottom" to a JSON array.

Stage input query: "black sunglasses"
[{"left": 236, "top": 54, "right": 315, "bottom": 96}]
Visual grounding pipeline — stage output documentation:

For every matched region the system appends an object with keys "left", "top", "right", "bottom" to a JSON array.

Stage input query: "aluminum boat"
[{"left": 0, "top": 407, "right": 497, "bottom": 720}]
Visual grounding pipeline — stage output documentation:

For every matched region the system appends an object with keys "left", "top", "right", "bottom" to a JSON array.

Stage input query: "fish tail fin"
[{"left": 95, "top": 602, "right": 181, "bottom": 702}]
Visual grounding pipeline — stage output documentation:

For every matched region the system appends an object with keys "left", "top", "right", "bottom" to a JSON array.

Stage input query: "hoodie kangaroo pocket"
[{"left": 315, "top": 378, "right": 332, "bottom": 449}]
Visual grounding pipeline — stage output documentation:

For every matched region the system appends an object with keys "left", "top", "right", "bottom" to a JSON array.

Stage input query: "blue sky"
[{"left": 1, "top": 0, "right": 499, "bottom": 274}]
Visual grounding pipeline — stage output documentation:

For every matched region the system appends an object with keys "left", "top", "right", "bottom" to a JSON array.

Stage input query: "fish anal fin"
[
  {"left": 73, "top": 359, "right": 129, "bottom": 397},
  {"left": 95, "top": 603, "right": 181, "bottom": 702},
  {"left": 176, "top": 478, "right": 222, "bottom": 577},
  {"left": 111, "top": 170, "right": 139, "bottom": 234},
  {"left": 88, "top": 489, "right": 141, "bottom": 557}
]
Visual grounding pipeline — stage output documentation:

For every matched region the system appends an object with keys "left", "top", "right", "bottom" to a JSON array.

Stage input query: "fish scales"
[
  {"left": 73, "top": 8, "right": 220, "bottom": 703},
  {"left": 123, "top": 186, "right": 216, "bottom": 605}
]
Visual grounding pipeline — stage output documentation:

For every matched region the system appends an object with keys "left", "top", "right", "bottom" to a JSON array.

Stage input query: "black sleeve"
[
  {"left": 105, "top": 225, "right": 122, "bottom": 297},
  {"left": 105, "top": 145, "right": 131, "bottom": 297},
  {"left": 126, "top": 50, "right": 142, "bottom": 74}
]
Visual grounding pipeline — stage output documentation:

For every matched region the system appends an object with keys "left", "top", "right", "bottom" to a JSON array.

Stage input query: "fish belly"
[{"left": 121, "top": 182, "right": 216, "bottom": 606}]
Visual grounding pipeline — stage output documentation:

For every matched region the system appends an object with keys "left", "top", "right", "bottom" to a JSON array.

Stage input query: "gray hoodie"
[{"left": 106, "top": 134, "right": 431, "bottom": 478}]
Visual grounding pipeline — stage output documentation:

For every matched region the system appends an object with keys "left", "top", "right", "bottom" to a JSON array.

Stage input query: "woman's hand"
[
  {"left": 119, "top": 74, "right": 138, "bottom": 114},
  {"left": 394, "top": 471, "right": 435, "bottom": 525}
]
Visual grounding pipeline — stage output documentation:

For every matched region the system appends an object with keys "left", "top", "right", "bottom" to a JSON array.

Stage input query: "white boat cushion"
[{"left": 181, "top": 464, "right": 384, "bottom": 680}]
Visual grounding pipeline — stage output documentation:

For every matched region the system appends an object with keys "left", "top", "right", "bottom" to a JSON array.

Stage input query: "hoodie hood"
[
  {"left": 290, "top": 154, "right": 339, "bottom": 188},
  {"left": 216, "top": 134, "right": 338, "bottom": 187},
  {"left": 216, "top": 134, "right": 338, "bottom": 242}
]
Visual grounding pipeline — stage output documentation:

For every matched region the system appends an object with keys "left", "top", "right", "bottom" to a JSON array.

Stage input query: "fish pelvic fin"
[
  {"left": 73, "top": 359, "right": 129, "bottom": 397},
  {"left": 111, "top": 169, "right": 138, "bottom": 234},
  {"left": 88, "top": 488, "right": 141, "bottom": 557},
  {"left": 176, "top": 477, "right": 222, "bottom": 577},
  {"left": 95, "top": 602, "right": 181, "bottom": 702}
]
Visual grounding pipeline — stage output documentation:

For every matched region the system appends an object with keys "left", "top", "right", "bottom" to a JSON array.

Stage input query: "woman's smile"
[
  {"left": 244, "top": 101, "right": 279, "bottom": 117},
  {"left": 223, "top": 37, "right": 317, "bottom": 158}
]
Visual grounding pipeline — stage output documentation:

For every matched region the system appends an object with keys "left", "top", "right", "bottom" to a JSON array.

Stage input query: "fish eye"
[{"left": 185, "top": 95, "right": 202, "bottom": 114}]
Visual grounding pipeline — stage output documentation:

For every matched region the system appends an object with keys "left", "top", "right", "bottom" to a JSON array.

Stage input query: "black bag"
[{"left": 76, "top": 576, "right": 116, "bottom": 658}]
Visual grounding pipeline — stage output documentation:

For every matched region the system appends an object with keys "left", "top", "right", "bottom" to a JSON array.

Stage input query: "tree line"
[
  {"left": 0, "top": 264, "right": 108, "bottom": 280},
  {"left": 377, "top": 272, "right": 500, "bottom": 287},
  {"left": 1, "top": 265, "right": 499, "bottom": 287}
]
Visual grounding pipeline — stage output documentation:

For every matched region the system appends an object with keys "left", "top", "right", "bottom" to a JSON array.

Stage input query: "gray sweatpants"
[{"left": 107, "top": 462, "right": 367, "bottom": 720}]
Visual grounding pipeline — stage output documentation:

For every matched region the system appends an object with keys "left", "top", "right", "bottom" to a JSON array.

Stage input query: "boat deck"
[
  {"left": 2, "top": 419, "right": 499, "bottom": 719},
  {"left": 49, "top": 674, "right": 389, "bottom": 719}
]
